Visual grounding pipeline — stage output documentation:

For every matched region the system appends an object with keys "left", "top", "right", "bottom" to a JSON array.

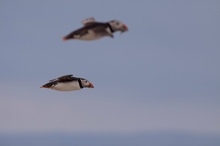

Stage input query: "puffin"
[
  {"left": 40, "top": 74, "right": 94, "bottom": 91},
  {"left": 63, "top": 17, "right": 128, "bottom": 41}
]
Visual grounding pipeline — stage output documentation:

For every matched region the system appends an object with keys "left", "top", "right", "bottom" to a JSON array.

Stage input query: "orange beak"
[
  {"left": 122, "top": 24, "right": 128, "bottom": 32},
  {"left": 89, "top": 83, "right": 94, "bottom": 88}
]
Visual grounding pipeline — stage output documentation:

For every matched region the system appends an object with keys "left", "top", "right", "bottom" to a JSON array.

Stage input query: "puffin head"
[
  {"left": 109, "top": 20, "right": 128, "bottom": 33},
  {"left": 80, "top": 78, "right": 94, "bottom": 88}
]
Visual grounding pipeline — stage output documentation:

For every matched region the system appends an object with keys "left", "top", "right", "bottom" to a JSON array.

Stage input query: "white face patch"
[{"left": 109, "top": 21, "right": 125, "bottom": 32}]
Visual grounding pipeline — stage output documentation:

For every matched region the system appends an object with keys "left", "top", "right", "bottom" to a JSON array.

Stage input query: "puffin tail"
[
  {"left": 63, "top": 31, "right": 76, "bottom": 41},
  {"left": 63, "top": 36, "right": 68, "bottom": 41},
  {"left": 40, "top": 82, "right": 54, "bottom": 88}
]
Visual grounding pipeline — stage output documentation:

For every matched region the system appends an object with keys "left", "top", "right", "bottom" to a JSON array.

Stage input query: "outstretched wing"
[
  {"left": 41, "top": 74, "right": 78, "bottom": 88},
  {"left": 49, "top": 74, "right": 78, "bottom": 83},
  {"left": 81, "top": 17, "right": 96, "bottom": 26}
]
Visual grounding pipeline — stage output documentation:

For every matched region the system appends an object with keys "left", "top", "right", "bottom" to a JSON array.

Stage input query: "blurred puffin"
[
  {"left": 40, "top": 74, "right": 94, "bottom": 91},
  {"left": 63, "top": 17, "right": 128, "bottom": 41}
]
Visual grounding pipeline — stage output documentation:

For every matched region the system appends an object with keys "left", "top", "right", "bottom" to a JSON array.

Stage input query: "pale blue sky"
[{"left": 0, "top": 0, "right": 220, "bottom": 135}]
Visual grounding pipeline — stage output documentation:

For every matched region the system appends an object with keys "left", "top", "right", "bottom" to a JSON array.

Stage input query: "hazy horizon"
[{"left": 1, "top": 132, "right": 220, "bottom": 146}]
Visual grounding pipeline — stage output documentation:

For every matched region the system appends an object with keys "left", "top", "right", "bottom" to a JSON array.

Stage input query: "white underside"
[
  {"left": 51, "top": 82, "right": 81, "bottom": 91},
  {"left": 75, "top": 30, "right": 109, "bottom": 40}
]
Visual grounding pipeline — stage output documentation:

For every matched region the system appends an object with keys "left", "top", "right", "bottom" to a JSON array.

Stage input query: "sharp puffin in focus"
[
  {"left": 40, "top": 74, "right": 94, "bottom": 91},
  {"left": 63, "top": 17, "right": 128, "bottom": 41}
]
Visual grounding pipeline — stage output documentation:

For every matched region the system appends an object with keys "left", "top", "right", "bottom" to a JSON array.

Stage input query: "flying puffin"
[
  {"left": 40, "top": 74, "right": 94, "bottom": 91},
  {"left": 63, "top": 17, "right": 128, "bottom": 41}
]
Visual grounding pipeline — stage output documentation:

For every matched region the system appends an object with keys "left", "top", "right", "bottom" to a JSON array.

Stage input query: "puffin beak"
[
  {"left": 122, "top": 23, "right": 128, "bottom": 32},
  {"left": 89, "top": 83, "right": 94, "bottom": 88}
]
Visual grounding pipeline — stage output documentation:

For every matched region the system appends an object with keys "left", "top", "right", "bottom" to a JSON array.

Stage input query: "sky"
[{"left": 0, "top": 0, "right": 220, "bottom": 136}]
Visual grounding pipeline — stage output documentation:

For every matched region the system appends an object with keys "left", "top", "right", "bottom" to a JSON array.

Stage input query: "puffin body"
[
  {"left": 66, "top": 22, "right": 112, "bottom": 40},
  {"left": 47, "top": 81, "right": 81, "bottom": 91},
  {"left": 41, "top": 74, "right": 94, "bottom": 91},
  {"left": 63, "top": 18, "right": 128, "bottom": 41}
]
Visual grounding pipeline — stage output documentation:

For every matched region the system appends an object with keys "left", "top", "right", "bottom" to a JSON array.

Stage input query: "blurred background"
[{"left": 0, "top": 0, "right": 220, "bottom": 145}]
